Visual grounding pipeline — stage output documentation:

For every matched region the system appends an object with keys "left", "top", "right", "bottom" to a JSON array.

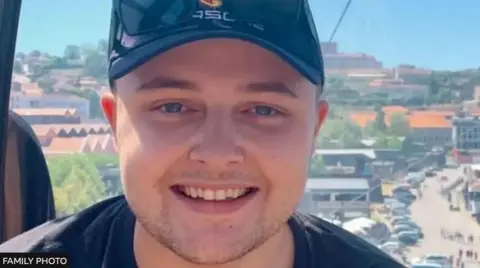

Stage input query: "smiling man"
[{"left": 0, "top": 0, "right": 403, "bottom": 267}]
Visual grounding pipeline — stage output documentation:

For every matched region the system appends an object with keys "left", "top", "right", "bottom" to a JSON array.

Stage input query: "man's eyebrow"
[
  {"left": 244, "top": 81, "right": 298, "bottom": 98},
  {"left": 136, "top": 76, "right": 198, "bottom": 91}
]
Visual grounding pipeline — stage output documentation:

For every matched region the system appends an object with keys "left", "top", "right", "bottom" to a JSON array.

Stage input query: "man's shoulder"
[
  {"left": 0, "top": 196, "right": 128, "bottom": 253},
  {"left": 295, "top": 213, "right": 405, "bottom": 268}
]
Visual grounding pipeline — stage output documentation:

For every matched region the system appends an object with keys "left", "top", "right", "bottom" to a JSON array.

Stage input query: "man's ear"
[
  {"left": 311, "top": 100, "right": 328, "bottom": 154},
  {"left": 101, "top": 92, "right": 117, "bottom": 135},
  {"left": 314, "top": 100, "right": 328, "bottom": 136}
]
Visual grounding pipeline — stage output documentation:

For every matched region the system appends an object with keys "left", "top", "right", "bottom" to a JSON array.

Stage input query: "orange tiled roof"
[
  {"left": 42, "top": 134, "right": 115, "bottom": 155},
  {"left": 407, "top": 114, "right": 451, "bottom": 128},
  {"left": 383, "top": 106, "right": 409, "bottom": 114},
  {"left": 349, "top": 109, "right": 452, "bottom": 129},
  {"left": 349, "top": 112, "right": 377, "bottom": 127},
  {"left": 31, "top": 123, "right": 111, "bottom": 137},
  {"left": 44, "top": 137, "right": 88, "bottom": 153},
  {"left": 13, "top": 108, "right": 77, "bottom": 116},
  {"left": 22, "top": 89, "right": 43, "bottom": 97},
  {"left": 408, "top": 110, "right": 453, "bottom": 116},
  {"left": 92, "top": 134, "right": 111, "bottom": 145},
  {"left": 21, "top": 83, "right": 43, "bottom": 96},
  {"left": 80, "top": 124, "right": 111, "bottom": 132},
  {"left": 31, "top": 125, "right": 55, "bottom": 136}
]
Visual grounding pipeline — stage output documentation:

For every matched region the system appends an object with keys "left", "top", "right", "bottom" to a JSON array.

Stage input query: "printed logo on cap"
[{"left": 200, "top": 0, "right": 222, "bottom": 8}]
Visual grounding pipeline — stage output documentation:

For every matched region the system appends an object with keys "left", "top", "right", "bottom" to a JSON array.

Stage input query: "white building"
[
  {"left": 298, "top": 178, "right": 371, "bottom": 220},
  {"left": 10, "top": 88, "right": 90, "bottom": 120}
]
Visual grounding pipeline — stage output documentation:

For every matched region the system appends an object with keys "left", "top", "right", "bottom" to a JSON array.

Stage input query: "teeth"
[{"left": 180, "top": 187, "right": 250, "bottom": 201}]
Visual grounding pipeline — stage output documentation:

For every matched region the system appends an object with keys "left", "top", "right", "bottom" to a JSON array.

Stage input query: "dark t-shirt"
[{"left": 0, "top": 196, "right": 404, "bottom": 268}]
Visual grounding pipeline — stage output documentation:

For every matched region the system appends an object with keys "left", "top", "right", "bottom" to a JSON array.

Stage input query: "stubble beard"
[{"left": 135, "top": 208, "right": 284, "bottom": 265}]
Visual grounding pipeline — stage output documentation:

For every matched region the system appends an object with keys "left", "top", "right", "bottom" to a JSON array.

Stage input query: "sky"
[{"left": 15, "top": 0, "right": 480, "bottom": 70}]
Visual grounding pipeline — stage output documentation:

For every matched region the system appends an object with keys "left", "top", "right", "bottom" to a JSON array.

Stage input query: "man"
[{"left": 0, "top": 0, "right": 403, "bottom": 267}]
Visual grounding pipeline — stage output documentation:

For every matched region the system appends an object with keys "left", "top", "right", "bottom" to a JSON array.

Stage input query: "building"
[
  {"left": 13, "top": 108, "right": 81, "bottom": 125},
  {"left": 299, "top": 178, "right": 371, "bottom": 221},
  {"left": 314, "top": 149, "right": 375, "bottom": 175},
  {"left": 363, "top": 79, "right": 429, "bottom": 100},
  {"left": 323, "top": 53, "right": 382, "bottom": 69},
  {"left": 319, "top": 42, "right": 383, "bottom": 69},
  {"left": 349, "top": 109, "right": 453, "bottom": 147},
  {"left": 407, "top": 112, "right": 452, "bottom": 147},
  {"left": 9, "top": 83, "right": 90, "bottom": 119},
  {"left": 463, "top": 165, "right": 480, "bottom": 219},
  {"left": 451, "top": 116, "right": 480, "bottom": 164},
  {"left": 41, "top": 134, "right": 117, "bottom": 155},
  {"left": 394, "top": 65, "right": 432, "bottom": 84}
]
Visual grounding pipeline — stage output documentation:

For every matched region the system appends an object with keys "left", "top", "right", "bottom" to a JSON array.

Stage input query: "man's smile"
[{"left": 171, "top": 184, "right": 260, "bottom": 215}]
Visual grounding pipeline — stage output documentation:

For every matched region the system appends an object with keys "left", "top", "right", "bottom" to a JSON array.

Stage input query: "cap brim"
[{"left": 109, "top": 28, "right": 322, "bottom": 85}]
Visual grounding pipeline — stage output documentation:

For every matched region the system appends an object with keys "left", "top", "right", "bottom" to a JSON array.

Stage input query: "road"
[{"left": 406, "top": 167, "right": 480, "bottom": 267}]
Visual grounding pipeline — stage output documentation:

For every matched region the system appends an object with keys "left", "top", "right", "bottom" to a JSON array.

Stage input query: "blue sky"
[{"left": 15, "top": 0, "right": 480, "bottom": 70}]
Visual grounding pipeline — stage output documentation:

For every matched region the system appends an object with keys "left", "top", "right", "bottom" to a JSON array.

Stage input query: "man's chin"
[
  {"left": 163, "top": 223, "right": 280, "bottom": 265},
  {"left": 134, "top": 212, "right": 283, "bottom": 265},
  {"left": 169, "top": 241, "right": 253, "bottom": 266}
]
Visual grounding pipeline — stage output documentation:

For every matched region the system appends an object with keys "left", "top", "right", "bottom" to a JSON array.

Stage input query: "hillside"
[
  {"left": 12, "top": 39, "right": 480, "bottom": 109},
  {"left": 12, "top": 40, "right": 109, "bottom": 94}
]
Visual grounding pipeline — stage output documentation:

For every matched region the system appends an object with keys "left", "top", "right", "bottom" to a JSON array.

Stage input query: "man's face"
[{"left": 102, "top": 38, "right": 327, "bottom": 265}]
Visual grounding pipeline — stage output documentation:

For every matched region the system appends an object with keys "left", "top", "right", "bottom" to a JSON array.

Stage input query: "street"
[{"left": 406, "top": 167, "right": 480, "bottom": 267}]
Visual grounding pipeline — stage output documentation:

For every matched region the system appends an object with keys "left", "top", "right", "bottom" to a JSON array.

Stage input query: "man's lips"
[{"left": 171, "top": 184, "right": 259, "bottom": 201}]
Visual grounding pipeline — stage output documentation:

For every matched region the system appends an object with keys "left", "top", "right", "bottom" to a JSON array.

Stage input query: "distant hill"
[{"left": 13, "top": 40, "right": 108, "bottom": 93}]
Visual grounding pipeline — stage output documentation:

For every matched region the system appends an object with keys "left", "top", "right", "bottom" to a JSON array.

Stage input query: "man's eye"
[
  {"left": 158, "top": 102, "right": 186, "bottom": 113},
  {"left": 250, "top": 105, "right": 281, "bottom": 116}
]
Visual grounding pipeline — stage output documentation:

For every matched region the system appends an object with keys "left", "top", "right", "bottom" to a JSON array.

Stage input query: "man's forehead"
[{"left": 135, "top": 75, "right": 299, "bottom": 99}]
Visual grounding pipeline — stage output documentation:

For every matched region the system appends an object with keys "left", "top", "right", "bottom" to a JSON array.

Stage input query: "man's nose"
[{"left": 189, "top": 111, "right": 244, "bottom": 168}]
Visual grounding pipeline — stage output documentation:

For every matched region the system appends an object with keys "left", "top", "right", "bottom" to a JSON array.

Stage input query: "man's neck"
[{"left": 133, "top": 223, "right": 295, "bottom": 268}]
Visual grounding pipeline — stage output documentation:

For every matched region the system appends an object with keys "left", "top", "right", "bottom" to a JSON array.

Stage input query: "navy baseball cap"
[{"left": 108, "top": 0, "right": 325, "bottom": 86}]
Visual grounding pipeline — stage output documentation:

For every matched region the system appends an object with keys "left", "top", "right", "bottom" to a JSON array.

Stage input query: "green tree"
[
  {"left": 13, "top": 60, "right": 23, "bottom": 73},
  {"left": 47, "top": 154, "right": 107, "bottom": 216},
  {"left": 83, "top": 50, "right": 108, "bottom": 79},
  {"left": 80, "top": 44, "right": 98, "bottom": 57},
  {"left": 363, "top": 121, "right": 379, "bottom": 137},
  {"left": 317, "top": 118, "right": 363, "bottom": 148},
  {"left": 48, "top": 56, "right": 69, "bottom": 68},
  {"left": 372, "top": 134, "right": 402, "bottom": 149},
  {"left": 428, "top": 72, "right": 440, "bottom": 96},
  {"left": 64, "top": 45, "right": 82, "bottom": 60},
  {"left": 372, "top": 133, "right": 389, "bottom": 148},
  {"left": 386, "top": 137, "right": 403, "bottom": 149},
  {"left": 15, "top": 52, "right": 26, "bottom": 61},
  {"left": 28, "top": 63, "right": 48, "bottom": 82},
  {"left": 97, "top": 39, "right": 108, "bottom": 54},
  {"left": 373, "top": 105, "right": 387, "bottom": 132},
  {"left": 325, "top": 76, "right": 347, "bottom": 91},
  {"left": 309, "top": 155, "right": 325, "bottom": 176},
  {"left": 37, "top": 76, "right": 57, "bottom": 93},
  {"left": 29, "top": 50, "right": 41, "bottom": 58},
  {"left": 88, "top": 153, "right": 119, "bottom": 167},
  {"left": 10, "top": 82, "right": 21, "bottom": 92},
  {"left": 432, "top": 87, "right": 453, "bottom": 103},
  {"left": 388, "top": 112, "right": 410, "bottom": 136}
]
